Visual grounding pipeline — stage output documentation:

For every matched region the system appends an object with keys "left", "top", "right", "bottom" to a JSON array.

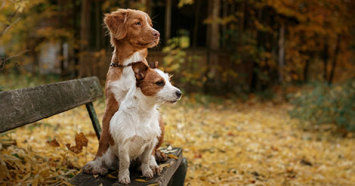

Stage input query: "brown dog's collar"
[{"left": 110, "top": 61, "right": 143, "bottom": 68}]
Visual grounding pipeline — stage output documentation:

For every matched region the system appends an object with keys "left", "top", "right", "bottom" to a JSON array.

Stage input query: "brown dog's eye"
[
  {"left": 155, "top": 80, "right": 165, "bottom": 87},
  {"left": 135, "top": 22, "right": 141, "bottom": 26}
]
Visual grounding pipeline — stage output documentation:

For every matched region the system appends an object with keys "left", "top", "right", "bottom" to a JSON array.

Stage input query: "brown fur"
[
  {"left": 132, "top": 62, "right": 165, "bottom": 96},
  {"left": 95, "top": 9, "right": 165, "bottom": 160}
]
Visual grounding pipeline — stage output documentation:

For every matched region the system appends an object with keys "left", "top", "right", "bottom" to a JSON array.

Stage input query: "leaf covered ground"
[{"left": 0, "top": 96, "right": 354, "bottom": 185}]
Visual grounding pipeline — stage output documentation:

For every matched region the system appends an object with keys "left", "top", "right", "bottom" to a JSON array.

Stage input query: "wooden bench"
[{"left": 0, "top": 77, "right": 187, "bottom": 186}]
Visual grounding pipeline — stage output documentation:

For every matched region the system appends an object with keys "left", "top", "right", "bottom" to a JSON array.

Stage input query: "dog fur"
[
  {"left": 83, "top": 9, "right": 165, "bottom": 175},
  {"left": 110, "top": 62, "right": 181, "bottom": 184}
]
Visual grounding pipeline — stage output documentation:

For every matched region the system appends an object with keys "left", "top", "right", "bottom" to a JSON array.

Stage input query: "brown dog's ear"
[
  {"left": 153, "top": 61, "right": 159, "bottom": 68},
  {"left": 104, "top": 9, "right": 128, "bottom": 40},
  {"left": 149, "top": 61, "right": 159, "bottom": 68},
  {"left": 132, "top": 62, "right": 149, "bottom": 81}
]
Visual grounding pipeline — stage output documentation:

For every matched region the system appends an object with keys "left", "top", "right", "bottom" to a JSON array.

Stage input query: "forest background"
[{"left": 0, "top": 0, "right": 354, "bottom": 185}]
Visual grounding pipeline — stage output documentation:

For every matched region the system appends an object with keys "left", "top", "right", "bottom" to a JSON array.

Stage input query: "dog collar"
[{"left": 110, "top": 61, "right": 143, "bottom": 68}]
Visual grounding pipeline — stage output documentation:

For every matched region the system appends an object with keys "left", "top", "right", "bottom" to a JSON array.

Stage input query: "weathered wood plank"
[
  {"left": 71, "top": 148, "right": 184, "bottom": 186},
  {"left": 0, "top": 77, "right": 103, "bottom": 133},
  {"left": 167, "top": 158, "right": 187, "bottom": 186}
]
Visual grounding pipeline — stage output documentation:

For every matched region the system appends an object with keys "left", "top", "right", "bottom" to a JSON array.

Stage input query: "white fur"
[
  {"left": 83, "top": 52, "right": 143, "bottom": 176},
  {"left": 109, "top": 52, "right": 143, "bottom": 104},
  {"left": 110, "top": 80, "right": 161, "bottom": 183},
  {"left": 110, "top": 68, "right": 180, "bottom": 184},
  {"left": 154, "top": 69, "right": 181, "bottom": 103},
  {"left": 82, "top": 147, "right": 116, "bottom": 175}
]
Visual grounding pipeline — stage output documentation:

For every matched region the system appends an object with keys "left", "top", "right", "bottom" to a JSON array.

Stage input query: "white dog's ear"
[
  {"left": 132, "top": 62, "right": 148, "bottom": 81},
  {"left": 104, "top": 9, "right": 128, "bottom": 40}
]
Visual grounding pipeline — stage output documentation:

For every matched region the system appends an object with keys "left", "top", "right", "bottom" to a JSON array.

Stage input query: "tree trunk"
[
  {"left": 79, "top": 0, "right": 91, "bottom": 77},
  {"left": 165, "top": 0, "right": 172, "bottom": 43},
  {"left": 328, "top": 35, "right": 341, "bottom": 85},
  {"left": 95, "top": 0, "right": 102, "bottom": 50},
  {"left": 303, "top": 58, "right": 310, "bottom": 83},
  {"left": 209, "top": 0, "right": 220, "bottom": 50},
  {"left": 221, "top": 0, "right": 228, "bottom": 48},
  {"left": 278, "top": 20, "right": 285, "bottom": 83},
  {"left": 250, "top": 6, "right": 262, "bottom": 92},
  {"left": 205, "top": 0, "right": 220, "bottom": 91},
  {"left": 192, "top": 0, "right": 201, "bottom": 48},
  {"left": 323, "top": 39, "right": 328, "bottom": 81}
]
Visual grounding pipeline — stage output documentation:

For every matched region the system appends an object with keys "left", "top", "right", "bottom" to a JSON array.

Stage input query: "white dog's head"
[{"left": 132, "top": 61, "right": 181, "bottom": 103}]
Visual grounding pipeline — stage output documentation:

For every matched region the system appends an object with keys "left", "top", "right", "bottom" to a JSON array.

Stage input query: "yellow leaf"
[
  {"left": 168, "top": 154, "right": 179, "bottom": 160},
  {"left": 107, "top": 174, "right": 117, "bottom": 179},
  {"left": 135, "top": 179, "right": 148, "bottom": 182},
  {"left": 147, "top": 183, "right": 159, "bottom": 186},
  {"left": 159, "top": 163, "right": 171, "bottom": 169}
]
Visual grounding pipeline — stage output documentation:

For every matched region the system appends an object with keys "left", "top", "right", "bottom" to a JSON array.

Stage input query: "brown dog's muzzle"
[{"left": 153, "top": 30, "right": 160, "bottom": 40}]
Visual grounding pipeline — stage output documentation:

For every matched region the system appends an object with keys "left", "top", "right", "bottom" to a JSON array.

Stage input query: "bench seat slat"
[
  {"left": 70, "top": 148, "right": 185, "bottom": 186},
  {"left": 0, "top": 77, "right": 103, "bottom": 133}
]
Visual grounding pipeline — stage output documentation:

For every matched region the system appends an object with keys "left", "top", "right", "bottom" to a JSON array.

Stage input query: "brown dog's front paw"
[
  {"left": 155, "top": 149, "right": 167, "bottom": 162},
  {"left": 83, "top": 161, "right": 108, "bottom": 175}
]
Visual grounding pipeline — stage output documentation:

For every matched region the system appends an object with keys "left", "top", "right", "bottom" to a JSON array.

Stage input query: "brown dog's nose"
[{"left": 153, "top": 31, "right": 160, "bottom": 38}]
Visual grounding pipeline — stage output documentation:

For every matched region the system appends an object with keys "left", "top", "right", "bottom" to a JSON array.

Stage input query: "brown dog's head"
[{"left": 104, "top": 9, "right": 160, "bottom": 49}]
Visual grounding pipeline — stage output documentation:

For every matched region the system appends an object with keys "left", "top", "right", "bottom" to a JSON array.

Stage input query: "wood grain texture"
[
  {"left": 71, "top": 148, "right": 184, "bottom": 186},
  {"left": 0, "top": 77, "right": 103, "bottom": 133}
]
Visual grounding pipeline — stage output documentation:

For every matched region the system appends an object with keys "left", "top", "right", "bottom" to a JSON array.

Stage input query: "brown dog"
[{"left": 83, "top": 9, "right": 166, "bottom": 175}]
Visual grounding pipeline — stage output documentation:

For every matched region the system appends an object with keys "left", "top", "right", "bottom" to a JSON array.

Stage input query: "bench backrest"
[{"left": 0, "top": 77, "right": 103, "bottom": 133}]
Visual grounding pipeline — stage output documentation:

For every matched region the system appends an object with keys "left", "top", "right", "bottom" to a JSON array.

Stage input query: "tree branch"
[
  {"left": 0, "top": 17, "right": 21, "bottom": 38},
  {"left": 0, "top": 50, "right": 29, "bottom": 70}
]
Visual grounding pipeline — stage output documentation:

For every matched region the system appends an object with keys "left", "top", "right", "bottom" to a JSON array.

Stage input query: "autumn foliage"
[{"left": 0, "top": 0, "right": 354, "bottom": 185}]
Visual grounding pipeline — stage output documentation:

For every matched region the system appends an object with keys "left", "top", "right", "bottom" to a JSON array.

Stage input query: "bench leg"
[
  {"left": 167, "top": 158, "right": 188, "bottom": 186},
  {"left": 85, "top": 102, "right": 102, "bottom": 140}
]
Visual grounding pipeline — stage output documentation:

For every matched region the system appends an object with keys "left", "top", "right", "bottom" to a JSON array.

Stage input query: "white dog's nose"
[{"left": 175, "top": 90, "right": 182, "bottom": 98}]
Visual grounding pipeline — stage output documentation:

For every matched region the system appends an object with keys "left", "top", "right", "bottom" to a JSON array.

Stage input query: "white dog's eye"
[{"left": 155, "top": 80, "right": 165, "bottom": 87}]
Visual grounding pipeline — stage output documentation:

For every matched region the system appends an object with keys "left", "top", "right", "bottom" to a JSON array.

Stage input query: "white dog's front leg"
[
  {"left": 118, "top": 148, "right": 130, "bottom": 184},
  {"left": 140, "top": 146, "right": 154, "bottom": 178},
  {"left": 150, "top": 155, "right": 161, "bottom": 175}
]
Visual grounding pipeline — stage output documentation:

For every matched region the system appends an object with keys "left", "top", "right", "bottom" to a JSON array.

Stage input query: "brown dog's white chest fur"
[{"left": 109, "top": 52, "right": 144, "bottom": 104}]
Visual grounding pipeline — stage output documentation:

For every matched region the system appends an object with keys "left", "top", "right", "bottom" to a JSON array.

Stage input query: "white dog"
[{"left": 109, "top": 61, "right": 181, "bottom": 184}]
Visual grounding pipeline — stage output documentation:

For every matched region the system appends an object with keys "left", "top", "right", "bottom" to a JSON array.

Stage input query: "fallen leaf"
[
  {"left": 65, "top": 132, "right": 88, "bottom": 154},
  {"left": 159, "top": 163, "right": 170, "bottom": 169},
  {"left": 135, "top": 179, "right": 148, "bottom": 182},
  {"left": 107, "top": 174, "right": 117, "bottom": 179},
  {"left": 147, "top": 183, "right": 159, "bottom": 186},
  {"left": 75, "top": 132, "right": 88, "bottom": 147},
  {"left": 300, "top": 159, "right": 312, "bottom": 166},
  {"left": 47, "top": 139, "right": 60, "bottom": 147},
  {"left": 167, "top": 154, "right": 178, "bottom": 160}
]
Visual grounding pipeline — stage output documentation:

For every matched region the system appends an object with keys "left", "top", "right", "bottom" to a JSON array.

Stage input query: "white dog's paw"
[
  {"left": 151, "top": 165, "right": 161, "bottom": 176},
  {"left": 142, "top": 166, "right": 154, "bottom": 178},
  {"left": 118, "top": 173, "right": 130, "bottom": 184},
  {"left": 83, "top": 160, "right": 108, "bottom": 175},
  {"left": 149, "top": 156, "right": 161, "bottom": 175}
]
